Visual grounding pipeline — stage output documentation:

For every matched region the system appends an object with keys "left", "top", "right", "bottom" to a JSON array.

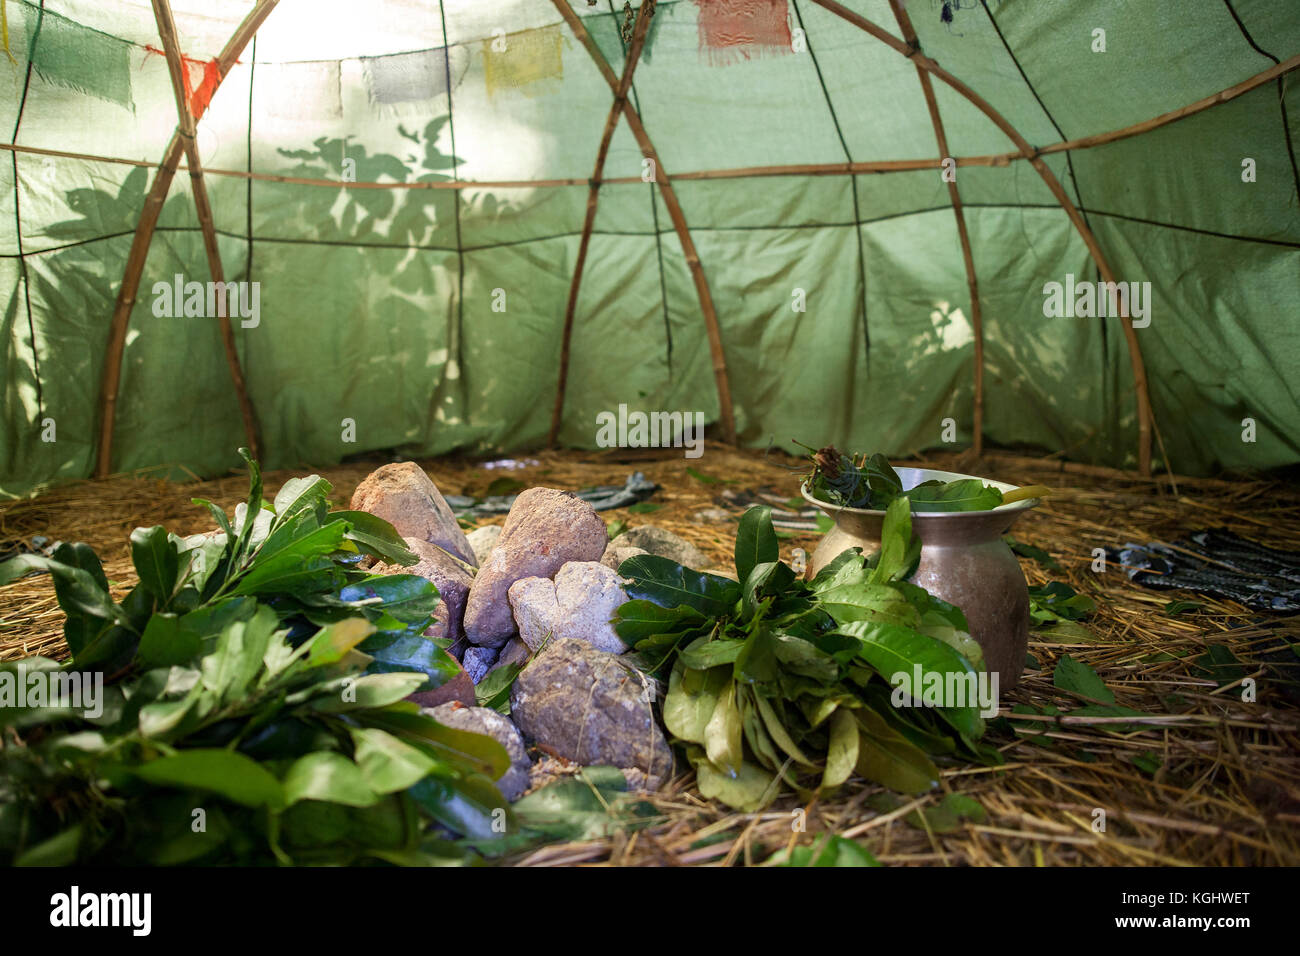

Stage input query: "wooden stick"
[
  {"left": 96, "top": 0, "right": 278, "bottom": 478},
  {"left": 0, "top": 140, "right": 1006, "bottom": 184},
  {"left": 10, "top": 53, "right": 1293, "bottom": 195},
  {"left": 810, "top": 0, "right": 1155, "bottom": 475},
  {"left": 1040, "top": 54, "right": 1300, "bottom": 156},
  {"left": 548, "top": 0, "right": 656, "bottom": 448},
  {"left": 889, "top": 0, "right": 984, "bottom": 457},
  {"left": 150, "top": 0, "right": 261, "bottom": 464},
  {"left": 551, "top": 0, "right": 737, "bottom": 446}
]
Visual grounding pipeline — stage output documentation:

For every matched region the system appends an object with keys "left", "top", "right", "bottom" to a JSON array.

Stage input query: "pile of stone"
[{"left": 350, "top": 462, "right": 704, "bottom": 800}]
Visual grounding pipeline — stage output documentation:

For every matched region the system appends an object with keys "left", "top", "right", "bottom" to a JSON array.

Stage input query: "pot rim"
[{"left": 800, "top": 466, "right": 1041, "bottom": 518}]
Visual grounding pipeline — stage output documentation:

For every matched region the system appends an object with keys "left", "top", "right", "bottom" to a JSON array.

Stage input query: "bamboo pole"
[
  {"left": 548, "top": 0, "right": 656, "bottom": 448},
  {"left": 551, "top": 0, "right": 737, "bottom": 445},
  {"left": 810, "top": 0, "right": 1155, "bottom": 475},
  {"left": 8, "top": 52, "right": 1294, "bottom": 195},
  {"left": 96, "top": 0, "right": 279, "bottom": 478},
  {"left": 888, "top": 0, "right": 984, "bottom": 457},
  {"left": 150, "top": 0, "right": 261, "bottom": 465}
]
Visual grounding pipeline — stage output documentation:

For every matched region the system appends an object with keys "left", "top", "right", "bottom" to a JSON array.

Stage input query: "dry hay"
[{"left": 2, "top": 446, "right": 1298, "bottom": 866}]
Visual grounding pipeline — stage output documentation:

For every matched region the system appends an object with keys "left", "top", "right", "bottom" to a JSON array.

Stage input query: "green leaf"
[
  {"left": 134, "top": 749, "right": 284, "bottom": 808},
  {"left": 619, "top": 554, "right": 739, "bottom": 617},
  {"left": 679, "top": 635, "right": 745, "bottom": 670},
  {"left": 1053, "top": 654, "right": 1115, "bottom": 704},
  {"left": 230, "top": 447, "right": 265, "bottom": 565},
  {"left": 14, "top": 825, "right": 83, "bottom": 867},
  {"left": 475, "top": 660, "right": 523, "bottom": 713},
  {"left": 613, "top": 599, "right": 704, "bottom": 645},
  {"left": 686, "top": 467, "right": 734, "bottom": 485},
  {"left": 1028, "top": 582, "right": 1097, "bottom": 623},
  {"left": 1006, "top": 538, "right": 1062, "bottom": 571},
  {"left": 0, "top": 551, "right": 123, "bottom": 656},
  {"left": 735, "top": 506, "right": 779, "bottom": 585},
  {"left": 906, "top": 792, "right": 987, "bottom": 833},
  {"left": 330, "top": 510, "right": 419, "bottom": 566},
  {"left": 903, "top": 478, "right": 1003, "bottom": 512},
  {"left": 307, "top": 618, "right": 377, "bottom": 668},
  {"left": 130, "top": 525, "right": 182, "bottom": 604},
  {"left": 1193, "top": 644, "right": 1245, "bottom": 687},
  {"left": 776, "top": 833, "right": 880, "bottom": 867},
  {"left": 835, "top": 618, "right": 984, "bottom": 739},
  {"left": 626, "top": 502, "right": 661, "bottom": 514},
  {"left": 662, "top": 666, "right": 728, "bottom": 745},
  {"left": 349, "top": 727, "right": 439, "bottom": 793},
  {"left": 853, "top": 708, "right": 940, "bottom": 794},
  {"left": 283, "top": 752, "right": 381, "bottom": 807},
  {"left": 310, "top": 672, "right": 428, "bottom": 712},
  {"left": 1164, "top": 599, "right": 1204, "bottom": 617},
  {"left": 704, "top": 681, "right": 744, "bottom": 775},
  {"left": 136, "top": 613, "right": 201, "bottom": 669},
  {"left": 229, "top": 514, "right": 350, "bottom": 596},
  {"left": 869, "top": 497, "right": 914, "bottom": 583},
  {"left": 822, "top": 705, "right": 859, "bottom": 789},
  {"left": 273, "top": 475, "right": 332, "bottom": 524},
  {"left": 753, "top": 693, "right": 817, "bottom": 768},
  {"left": 689, "top": 750, "right": 777, "bottom": 812},
  {"left": 1131, "top": 752, "right": 1163, "bottom": 776}
]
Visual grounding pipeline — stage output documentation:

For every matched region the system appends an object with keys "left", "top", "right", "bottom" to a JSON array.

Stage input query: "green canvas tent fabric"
[{"left": 1, "top": 0, "right": 1297, "bottom": 497}]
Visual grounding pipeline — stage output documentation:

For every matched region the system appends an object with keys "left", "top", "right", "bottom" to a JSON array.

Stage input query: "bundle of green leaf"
[
  {"left": 612, "top": 499, "right": 1000, "bottom": 812},
  {"left": 801, "top": 443, "right": 1047, "bottom": 512},
  {"left": 0, "top": 450, "right": 511, "bottom": 865}
]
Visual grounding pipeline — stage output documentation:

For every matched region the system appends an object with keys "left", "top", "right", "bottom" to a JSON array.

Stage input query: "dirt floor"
[{"left": 2, "top": 445, "right": 1298, "bottom": 865}]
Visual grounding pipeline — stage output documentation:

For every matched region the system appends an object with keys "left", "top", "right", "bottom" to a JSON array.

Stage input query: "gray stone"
[
  {"left": 462, "top": 645, "right": 499, "bottom": 684},
  {"left": 600, "top": 542, "right": 647, "bottom": 571},
  {"left": 508, "top": 562, "right": 629, "bottom": 655},
  {"left": 372, "top": 536, "right": 473, "bottom": 647},
  {"left": 484, "top": 637, "right": 532, "bottom": 681},
  {"left": 694, "top": 508, "right": 733, "bottom": 524},
  {"left": 423, "top": 703, "right": 531, "bottom": 802},
  {"left": 350, "top": 462, "right": 477, "bottom": 567},
  {"left": 619, "top": 525, "right": 712, "bottom": 569},
  {"left": 464, "top": 488, "right": 607, "bottom": 648},
  {"left": 465, "top": 524, "right": 503, "bottom": 566},
  {"left": 510, "top": 638, "right": 672, "bottom": 789}
]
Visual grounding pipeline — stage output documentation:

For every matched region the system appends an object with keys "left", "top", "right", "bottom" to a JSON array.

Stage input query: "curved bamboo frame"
[
  {"left": 548, "top": 0, "right": 657, "bottom": 448},
  {"left": 550, "top": 0, "right": 737, "bottom": 446},
  {"left": 810, "top": 0, "right": 1154, "bottom": 472},
  {"left": 95, "top": 0, "right": 278, "bottom": 477},
  {"left": 888, "top": 0, "right": 985, "bottom": 456},
  {"left": 50, "top": 1, "right": 1294, "bottom": 478}
]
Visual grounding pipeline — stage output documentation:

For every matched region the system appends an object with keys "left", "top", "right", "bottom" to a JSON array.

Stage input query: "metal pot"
[{"left": 801, "top": 468, "right": 1041, "bottom": 692}]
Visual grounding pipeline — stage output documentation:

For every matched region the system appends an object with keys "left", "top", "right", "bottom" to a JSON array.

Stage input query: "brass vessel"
[{"left": 802, "top": 468, "right": 1041, "bottom": 691}]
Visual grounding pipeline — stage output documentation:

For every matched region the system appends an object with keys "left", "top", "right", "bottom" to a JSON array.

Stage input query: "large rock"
[
  {"left": 350, "top": 462, "right": 477, "bottom": 567},
  {"left": 510, "top": 638, "right": 672, "bottom": 789},
  {"left": 424, "top": 703, "right": 531, "bottom": 802},
  {"left": 600, "top": 542, "right": 647, "bottom": 571},
  {"left": 466, "top": 524, "right": 503, "bottom": 566},
  {"left": 372, "top": 537, "right": 473, "bottom": 649},
  {"left": 508, "top": 562, "right": 629, "bottom": 655},
  {"left": 463, "top": 489, "right": 607, "bottom": 648},
  {"left": 485, "top": 636, "right": 531, "bottom": 679},
  {"left": 619, "top": 525, "right": 711, "bottom": 569},
  {"left": 462, "top": 646, "right": 499, "bottom": 684}
]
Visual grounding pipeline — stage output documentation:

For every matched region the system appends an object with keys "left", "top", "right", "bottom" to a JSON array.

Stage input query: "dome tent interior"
[
  {"left": 0, "top": 0, "right": 1297, "bottom": 496},
  {"left": 2, "top": 0, "right": 1300, "bottom": 874}
]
